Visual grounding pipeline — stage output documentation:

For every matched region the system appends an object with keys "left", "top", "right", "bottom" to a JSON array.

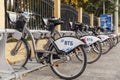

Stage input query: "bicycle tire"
[
  {"left": 112, "top": 37, "right": 118, "bottom": 46},
  {"left": 101, "top": 38, "right": 112, "bottom": 54},
  {"left": 49, "top": 45, "right": 87, "bottom": 79},
  {"left": 6, "top": 36, "right": 30, "bottom": 69},
  {"left": 85, "top": 41, "right": 102, "bottom": 64}
]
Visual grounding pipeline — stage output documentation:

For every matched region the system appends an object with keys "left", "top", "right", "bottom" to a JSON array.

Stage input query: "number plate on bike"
[{"left": 54, "top": 37, "right": 84, "bottom": 52}]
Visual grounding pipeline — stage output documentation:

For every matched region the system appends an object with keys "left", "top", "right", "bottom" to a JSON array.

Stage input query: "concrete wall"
[
  {"left": 54, "top": 0, "right": 61, "bottom": 30},
  {"left": 0, "top": 0, "right": 5, "bottom": 29},
  {"left": 89, "top": 13, "right": 94, "bottom": 27},
  {"left": 78, "top": 7, "right": 82, "bottom": 23}
]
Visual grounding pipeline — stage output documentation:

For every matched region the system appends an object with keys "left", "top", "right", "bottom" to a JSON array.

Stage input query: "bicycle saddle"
[
  {"left": 48, "top": 18, "right": 64, "bottom": 25},
  {"left": 43, "top": 17, "right": 64, "bottom": 31},
  {"left": 70, "top": 22, "right": 84, "bottom": 31}
]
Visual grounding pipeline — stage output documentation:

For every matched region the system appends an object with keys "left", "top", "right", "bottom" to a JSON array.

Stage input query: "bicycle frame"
[
  {"left": 11, "top": 12, "right": 85, "bottom": 63},
  {"left": 20, "top": 25, "right": 84, "bottom": 60}
]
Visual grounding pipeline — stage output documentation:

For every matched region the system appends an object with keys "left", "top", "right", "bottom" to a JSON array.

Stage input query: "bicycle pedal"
[{"left": 36, "top": 51, "right": 44, "bottom": 58}]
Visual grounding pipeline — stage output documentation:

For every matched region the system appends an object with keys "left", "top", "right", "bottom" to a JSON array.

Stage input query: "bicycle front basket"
[{"left": 15, "top": 19, "right": 25, "bottom": 32}]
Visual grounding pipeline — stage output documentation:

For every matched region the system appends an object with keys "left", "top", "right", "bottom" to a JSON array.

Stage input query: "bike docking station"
[
  {"left": 0, "top": 28, "right": 75, "bottom": 80},
  {"left": 0, "top": 29, "right": 48, "bottom": 80}
]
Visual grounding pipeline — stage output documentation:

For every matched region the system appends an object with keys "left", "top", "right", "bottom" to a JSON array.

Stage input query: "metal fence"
[
  {"left": 61, "top": 3, "right": 78, "bottom": 30},
  {"left": 82, "top": 13, "right": 98, "bottom": 27},
  {"left": 82, "top": 13, "right": 90, "bottom": 25},
  {"left": 6, "top": 0, "right": 98, "bottom": 30},
  {"left": 6, "top": 0, "right": 54, "bottom": 29},
  {"left": 94, "top": 16, "right": 98, "bottom": 26}
]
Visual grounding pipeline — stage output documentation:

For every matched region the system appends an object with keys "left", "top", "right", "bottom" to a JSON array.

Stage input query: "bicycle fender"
[
  {"left": 80, "top": 36, "right": 100, "bottom": 46},
  {"left": 54, "top": 37, "right": 84, "bottom": 52},
  {"left": 97, "top": 35, "right": 109, "bottom": 42},
  {"left": 109, "top": 34, "right": 117, "bottom": 38}
]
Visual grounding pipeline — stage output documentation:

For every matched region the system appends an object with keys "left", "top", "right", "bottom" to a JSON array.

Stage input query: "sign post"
[{"left": 114, "top": 0, "right": 119, "bottom": 34}]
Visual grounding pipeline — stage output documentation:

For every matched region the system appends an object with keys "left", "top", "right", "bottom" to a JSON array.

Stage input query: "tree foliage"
[
  {"left": 61, "top": 0, "right": 119, "bottom": 17},
  {"left": 61, "top": 0, "right": 88, "bottom": 8}
]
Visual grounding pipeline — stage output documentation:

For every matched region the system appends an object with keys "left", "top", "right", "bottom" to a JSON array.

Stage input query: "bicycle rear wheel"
[
  {"left": 49, "top": 45, "right": 87, "bottom": 79},
  {"left": 6, "top": 37, "right": 29, "bottom": 69}
]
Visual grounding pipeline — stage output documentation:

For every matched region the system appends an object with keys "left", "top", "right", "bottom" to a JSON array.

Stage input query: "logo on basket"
[
  {"left": 86, "top": 38, "right": 93, "bottom": 42},
  {"left": 64, "top": 41, "right": 73, "bottom": 46},
  {"left": 61, "top": 39, "right": 73, "bottom": 46},
  {"left": 61, "top": 39, "right": 64, "bottom": 42}
]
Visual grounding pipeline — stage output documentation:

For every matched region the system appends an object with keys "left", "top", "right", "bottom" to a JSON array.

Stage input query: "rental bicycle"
[
  {"left": 6, "top": 11, "right": 87, "bottom": 79},
  {"left": 69, "top": 22, "right": 102, "bottom": 64}
]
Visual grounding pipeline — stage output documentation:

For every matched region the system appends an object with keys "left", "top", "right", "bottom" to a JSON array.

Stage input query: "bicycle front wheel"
[
  {"left": 6, "top": 37, "right": 29, "bottom": 69},
  {"left": 85, "top": 41, "right": 102, "bottom": 64},
  {"left": 101, "top": 38, "right": 111, "bottom": 54},
  {"left": 49, "top": 45, "right": 87, "bottom": 79}
]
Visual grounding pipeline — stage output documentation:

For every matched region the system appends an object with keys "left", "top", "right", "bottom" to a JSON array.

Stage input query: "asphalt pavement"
[{"left": 22, "top": 42, "right": 120, "bottom": 80}]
